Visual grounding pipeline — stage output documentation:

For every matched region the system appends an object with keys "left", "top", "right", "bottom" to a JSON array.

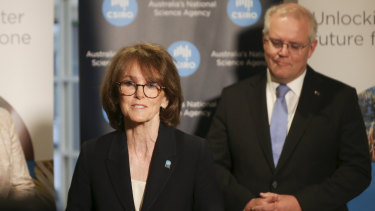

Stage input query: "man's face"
[{"left": 263, "top": 14, "right": 317, "bottom": 84}]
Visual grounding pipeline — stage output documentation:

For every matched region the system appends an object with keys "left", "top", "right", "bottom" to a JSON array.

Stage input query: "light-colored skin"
[
  {"left": 244, "top": 193, "right": 301, "bottom": 211},
  {"left": 263, "top": 11, "right": 317, "bottom": 84},
  {"left": 118, "top": 62, "right": 169, "bottom": 182},
  {"left": 243, "top": 193, "right": 278, "bottom": 211},
  {"left": 245, "top": 4, "right": 319, "bottom": 211}
]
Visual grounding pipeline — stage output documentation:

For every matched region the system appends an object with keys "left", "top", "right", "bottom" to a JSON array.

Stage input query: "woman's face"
[{"left": 118, "top": 62, "right": 168, "bottom": 127}]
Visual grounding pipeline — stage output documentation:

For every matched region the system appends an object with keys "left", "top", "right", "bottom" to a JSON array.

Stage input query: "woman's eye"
[
  {"left": 123, "top": 81, "right": 135, "bottom": 86},
  {"left": 147, "top": 83, "right": 159, "bottom": 88}
]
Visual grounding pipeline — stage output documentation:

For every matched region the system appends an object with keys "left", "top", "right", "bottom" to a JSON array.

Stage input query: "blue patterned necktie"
[{"left": 270, "top": 84, "right": 290, "bottom": 166}]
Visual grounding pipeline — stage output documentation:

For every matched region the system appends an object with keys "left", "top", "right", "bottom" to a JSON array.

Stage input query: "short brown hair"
[{"left": 101, "top": 42, "right": 183, "bottom": 130}]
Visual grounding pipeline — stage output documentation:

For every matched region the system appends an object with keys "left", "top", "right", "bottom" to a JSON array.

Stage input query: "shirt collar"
[{"left": 266, "top": 69, "right": 306, "bottom": 97}]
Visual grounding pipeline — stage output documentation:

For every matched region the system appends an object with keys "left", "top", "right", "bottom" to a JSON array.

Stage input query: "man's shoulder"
[
  {"left": 309, "top": 68, "right": 355, "bottom": 92},
  {"left": 223, "top": 70, "right": 266, "bottom": 94}
]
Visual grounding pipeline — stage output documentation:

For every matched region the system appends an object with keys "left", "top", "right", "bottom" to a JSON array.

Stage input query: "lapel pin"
[
  {"left": 314, "top": 90, "right": 320, "bottom": 96},
  {"left": 165, "top": 160, "right": 171, "bottom": 169}
]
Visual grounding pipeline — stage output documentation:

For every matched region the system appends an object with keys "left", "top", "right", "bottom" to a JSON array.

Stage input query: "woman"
[
  {"left": 0, "top": 107, "right": 35, "bottom": 199},
  {"left": 66, "top": 43, "right": 223, "bottom": 211}
]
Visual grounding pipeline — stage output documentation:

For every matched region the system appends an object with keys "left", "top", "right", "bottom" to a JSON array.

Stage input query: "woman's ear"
[{"left": 161, "top": 96, "right": 169, "bottom": 109}]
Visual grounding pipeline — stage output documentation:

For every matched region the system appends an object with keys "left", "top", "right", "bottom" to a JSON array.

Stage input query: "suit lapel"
[
  {"left": 106, "top": 131, "right": 135, "bottom": 211},
  {"left": 276, "top": 67, "right": 321, "bottom": 170},
  {"left": 141, "top": 124, "right": 177, "bottom": 211},
  {"left": 245, "top": 72, "right": 275, "bottom": 171}
]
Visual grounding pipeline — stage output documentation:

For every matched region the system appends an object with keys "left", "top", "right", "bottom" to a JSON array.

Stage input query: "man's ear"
[{"left": 308, "top": 39, "right": 318, "bottom": 58}]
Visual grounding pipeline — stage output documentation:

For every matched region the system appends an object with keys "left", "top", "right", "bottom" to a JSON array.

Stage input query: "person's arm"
[
  {"left": 294, "top": 87, "right": 371, "bottom": 211},
  {"left": 207, "top": 89, "right": 257, "bottom": 210},
  {"left": 66, "top": 141, "right": 93, "bottom": 211},
  {"left": 193, "top": 140, "right": 225, "bottom": 211},
  {"left": 6, "top": 111, "right": 35, "bottom": 199}
]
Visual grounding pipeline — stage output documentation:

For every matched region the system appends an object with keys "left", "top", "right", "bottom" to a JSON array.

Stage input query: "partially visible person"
[
  {"left": 66, "top": 43, "right": 223, "bottom": 211},
  {"left": 369, "top": 122, "right": 375, "bottom": 162},
  {"left": 207, "top": 3, "right": 371, "bottom": 211},
  {"left": 0, "top": 107, "right": 35, "bottom": 199}
]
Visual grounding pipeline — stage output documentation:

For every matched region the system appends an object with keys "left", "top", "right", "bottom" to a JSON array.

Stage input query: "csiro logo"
[
  {"left": 168, "top": 41, "right": 200, "bottom": 77},
  {"left": 102, "top": 108, "right": 109, "bottom": 123},
  {"left": 227, "top": 0, "right": 262, "bottom": 27},
  {"left": 102, "top": 0, "right": 138, "bottom": 26}
]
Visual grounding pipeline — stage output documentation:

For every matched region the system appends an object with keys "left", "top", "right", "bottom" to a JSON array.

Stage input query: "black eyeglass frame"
[{"left": 115, "top": 81, "right": 165, "bottom": 99}]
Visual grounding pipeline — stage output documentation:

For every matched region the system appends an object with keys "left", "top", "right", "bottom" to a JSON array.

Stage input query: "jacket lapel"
[
  {"left": 141, "top": 124, "right": 177, "bottom": 211},
  {"left": 106, "top": 131, "right": 135, "bottom": 211},
  {"left": 276, "top": 67, "right": 321, "bottom": 170},
  {"left": 245, "top": 72, "right": 275, "bottom": 171}
]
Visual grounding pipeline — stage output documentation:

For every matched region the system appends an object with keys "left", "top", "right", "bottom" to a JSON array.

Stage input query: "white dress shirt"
[
  {"left": 266, "top": 69, "right": 306, "bottom": 132},
  {"left": 0, "top": 108, "right": 35, "bottom": 199}
]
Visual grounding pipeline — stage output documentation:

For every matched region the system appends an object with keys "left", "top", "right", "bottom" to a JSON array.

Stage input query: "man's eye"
[
  {"left": 290, "top": 44, "right": 301, "bottom": 49},
  {"left": 272, "top": 40, "right": 283, "bottom": 47}
]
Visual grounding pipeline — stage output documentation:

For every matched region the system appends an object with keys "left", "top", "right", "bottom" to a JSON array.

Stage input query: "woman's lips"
[{"left": 132, "top": 104, "right": 147, "bottom": 109}]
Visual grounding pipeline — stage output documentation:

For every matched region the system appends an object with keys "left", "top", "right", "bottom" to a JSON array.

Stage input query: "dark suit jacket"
[
  {"left": 66, "top": 124, "right": 224, "bottom": 211},
  {"left": 207, "top": 67, "right": 371, "bottom": 211}
]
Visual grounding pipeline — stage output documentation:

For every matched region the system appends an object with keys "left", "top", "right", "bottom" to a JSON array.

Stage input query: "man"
[{"left": 207, "top": 3, "right": 371, "bottom": 211}]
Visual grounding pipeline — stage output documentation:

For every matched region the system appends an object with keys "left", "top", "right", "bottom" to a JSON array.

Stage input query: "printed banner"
[
  {"left": 0, "top": 0, "right": 55, "bottom": 208},
  {"left": 299, "top": 0, "right": 375, "bottom": 210},
  {"left": 79, "top": 0, "right": 281, "bottom": 141},
  {"left": 79, "top": 0, "right": 374, "bottom": 210}
]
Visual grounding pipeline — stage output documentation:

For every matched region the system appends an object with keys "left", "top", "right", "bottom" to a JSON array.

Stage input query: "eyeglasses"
[
  {"left": 264, "top": 37, "right": 310, "bottom": 55},
  {"left": 115, "top": 81, "right": 165, "bottom": 99}
]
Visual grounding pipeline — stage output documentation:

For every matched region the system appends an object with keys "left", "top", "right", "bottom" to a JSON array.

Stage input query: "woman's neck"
[
  {"left": 125, "top": 120, "right": 160, "bottom": 181},
  {"left": 125, "top": 120, "right": 160, "bottom": 159}
]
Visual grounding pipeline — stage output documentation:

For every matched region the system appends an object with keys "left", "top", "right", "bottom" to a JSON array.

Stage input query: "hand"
[
  {"left": 244, "top": 193, "right": 302, "bottom": 211},
  {"left": 243, "top": 193, "right": 279, "bottom": 211},
  {"left": 274, "top": 194, "right": 301, "bottom": 211}
]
